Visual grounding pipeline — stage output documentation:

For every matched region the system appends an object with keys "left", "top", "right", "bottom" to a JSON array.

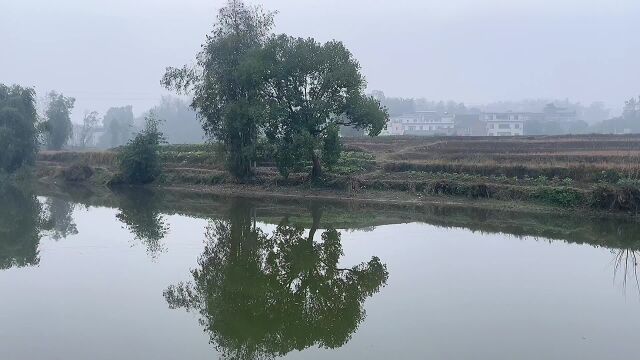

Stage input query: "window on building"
[
  {"left": 498, "top": 124, "right": 511, "bottom": 129},
  {"left": 489, "top": 124, "right": 495, "bottom": 129},
  {"left": 514, "top": 123, "right": 521, "bottom": 129}
]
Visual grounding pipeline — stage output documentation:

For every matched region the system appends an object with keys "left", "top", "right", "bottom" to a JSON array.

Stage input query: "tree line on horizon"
[{"left": 69, "top": 97, "right": 206, "bottom": 149}]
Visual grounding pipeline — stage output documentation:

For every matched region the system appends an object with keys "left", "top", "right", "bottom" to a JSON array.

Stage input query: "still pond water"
[{"left": 1, "top": 185, "right": 640, "bottom": 359}]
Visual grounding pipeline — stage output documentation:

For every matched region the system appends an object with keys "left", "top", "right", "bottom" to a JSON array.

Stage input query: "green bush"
[
  {"left": 274, "top": 131, "right": 310, "bottom": 179},
  {"left": 534, "top": 175, "right": 548, "bottom": 186},
  {"left": 116, "top": 114, "right": 164, "bottom": 184},
  {"left": 593, "top": 169, "right": 621, "bottom": 184},
  {"left": 534, "top": 187, "right": 584, "bottom": 208}
]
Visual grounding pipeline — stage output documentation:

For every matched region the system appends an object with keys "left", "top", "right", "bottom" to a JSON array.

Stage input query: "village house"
[
  {"left": 387, "top": 111, "right": 455, "bottom": 135},
  {"left": 383, "top": 108, "right": 584, "bottom": 137},
  {"left": 483, "top": 112, "right": 527, "bottom": 136}
]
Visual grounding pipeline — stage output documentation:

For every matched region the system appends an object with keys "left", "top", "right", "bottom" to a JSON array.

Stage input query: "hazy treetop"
[{"left": 2, "top": 0, "right": 638, "bottom": 121}]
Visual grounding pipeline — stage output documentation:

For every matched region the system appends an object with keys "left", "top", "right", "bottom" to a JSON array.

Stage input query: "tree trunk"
[{"left": 311, "top": 150, "right": 322, "bottom": 180}]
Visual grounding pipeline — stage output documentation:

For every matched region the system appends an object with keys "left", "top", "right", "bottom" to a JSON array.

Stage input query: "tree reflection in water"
[
  {"left": 0, "top": 184, "right": 44, "bottom": 269},
  {"left": 164, "top": 199, "right": 389, "bottom": 360},
  {"left": 42, "top": 197, "right": 78, "bottom": 240},
  {"left": 114, "top": 187, "right": 169, "bottom": 259}
]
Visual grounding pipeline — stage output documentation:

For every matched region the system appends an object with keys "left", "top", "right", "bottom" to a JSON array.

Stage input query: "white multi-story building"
[
  {"left": 483, "top": 112, "right": 527, "bottom": 136},
  {"left": 387, "top": 111, "right": 455, "bottom": 136}
]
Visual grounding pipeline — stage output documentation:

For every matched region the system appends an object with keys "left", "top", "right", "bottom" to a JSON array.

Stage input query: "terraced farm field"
[{"left": 37, "top": 134, "right": 640, "bottom": 213}]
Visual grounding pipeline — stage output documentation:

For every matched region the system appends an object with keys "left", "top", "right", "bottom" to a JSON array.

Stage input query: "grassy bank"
[{"left": 35, "top": 134, "right": 640, "bottom": 215}]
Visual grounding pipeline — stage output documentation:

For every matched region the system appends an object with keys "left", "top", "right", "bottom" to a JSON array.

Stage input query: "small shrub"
[
  {"left": 116, "top": 114, "right": 164, "bottom": 185},
  {"left": 593, "top": 169, "right": 621, "bottom": 184},
  {"left": 274, "top": 131, "right": 310, "bottom": 179},
  {"left": 60, "top": 164, "right": 93, "bottom": 182},
  {"left": 562, "top": 177, "right": 574, "bottom": 186},
  {"left": 534, "top": 187, "right": 584, "bottom": 208},
  {"left": 534, "top": 175, "right": 548, "bottom": 186}
]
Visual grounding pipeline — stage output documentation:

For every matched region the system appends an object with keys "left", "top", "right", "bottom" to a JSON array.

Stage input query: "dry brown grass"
[
  {"left": 38, "top": 151, "right": 118, "bottom": 166},
  {"left": 343, "top": 134, "right": 640, "bottom": 181}
]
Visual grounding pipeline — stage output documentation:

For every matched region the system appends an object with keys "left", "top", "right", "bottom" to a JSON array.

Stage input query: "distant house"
[
  {"left": 544, "top": 104, "right": 577, "bottom": 122},
  {"left": 387, "top": 111, "right": 455, "bottom": 136},
  {"left": 453, "top": 114, "right": 485, "bottom": 136},
  {"left": 383, "top": 107, "right": 583, "bottom": 137},
  {"left": 483, "top": 112, "right": 526, "bottom": 136}
]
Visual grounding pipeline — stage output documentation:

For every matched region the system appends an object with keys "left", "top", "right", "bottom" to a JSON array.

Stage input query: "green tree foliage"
[
  {"left": 0, "top": 84, "right": 39, "bottom": 174},
  {"left": 322, "top": 124, "right": 341, "bottom": 171},
  {"left": 99, "top": 105, "right": 134, "bottom": 148},
  {"left": 44, "top": 91, "right": 75, "bottom": 150},
  {"left": 162, "top": 0, "right": 275, "bottom": 179},
  {"left": 255, "top": 35, "right": 388, "bottom": 179},
  {"left": 163, "top": 200, "right": 388, "bottom": 359},
  {"left": 116, "top": 113, "right": 164, "bottom": 184},
  {"left": 273, "top": 130, "right": 310, "bottom": 178}
]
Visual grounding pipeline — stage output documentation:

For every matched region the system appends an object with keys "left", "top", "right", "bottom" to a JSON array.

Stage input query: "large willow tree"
[{"left": 162, "top": 0, "right": 275, "bottom": 179}]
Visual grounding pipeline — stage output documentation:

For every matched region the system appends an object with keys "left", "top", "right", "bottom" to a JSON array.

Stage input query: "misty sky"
[{"left": 2, "top": 0, "right": 638, "bottom": 122}]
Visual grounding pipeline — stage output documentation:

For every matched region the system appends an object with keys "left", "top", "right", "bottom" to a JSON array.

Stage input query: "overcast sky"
[{"left": 2, "top": 0, "right": 638, "bottom": 122}]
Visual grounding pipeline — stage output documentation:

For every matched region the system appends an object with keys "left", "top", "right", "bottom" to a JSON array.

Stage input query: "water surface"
[{"left": 1, "top": 185, "right": 640, "bottom": 359}]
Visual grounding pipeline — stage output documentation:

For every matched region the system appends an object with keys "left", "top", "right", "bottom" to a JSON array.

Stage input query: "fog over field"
[{"left": 2, "top": 0, "right": 638, "bottom": 121}]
